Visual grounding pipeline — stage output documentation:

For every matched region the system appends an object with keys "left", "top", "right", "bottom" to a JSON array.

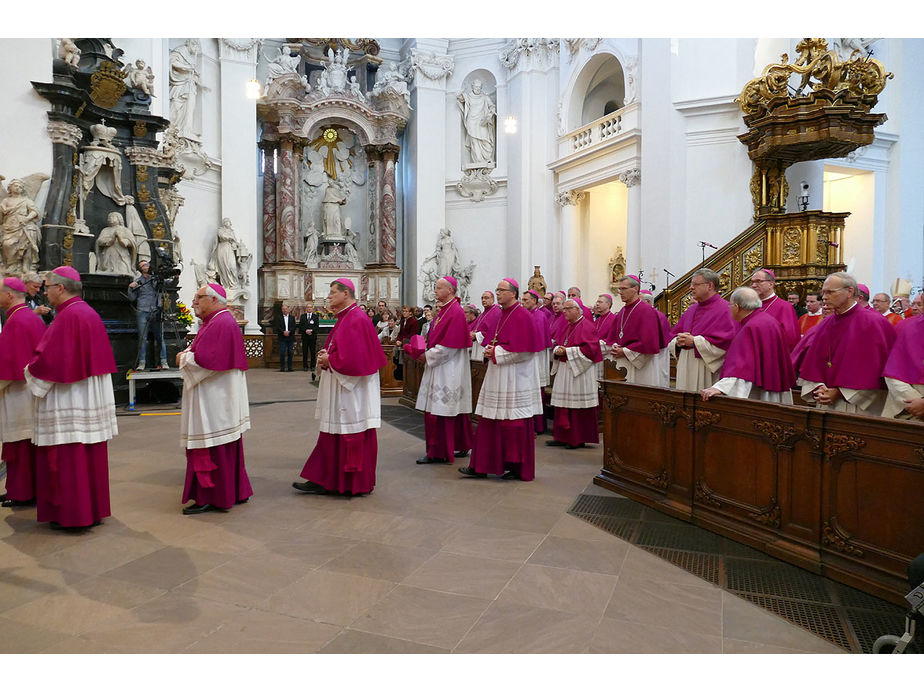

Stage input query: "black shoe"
[
  {"left": 182, "top": 503, "right": 225, "bottom": 515},
  {"left": 235, "top": 497, "right": 250, "bottom": 505},
  {"left": 1, "top": 498, "right": 36, "bottom": 508},
  {"left": 545, "top": 440, "right": 567, "bottom": 447},
  {"left": 311, "top": 373, "right": 316, "bottom": 381},
  {"left": 454, "top": 450, "right": 470, "bottom": 458},
  {"left": 416, "top": 456, "right": 448, "bottom": 465},
  {"left": 292, "top": 480, "right": 332, "bottom": 495},
  {"left": 457, "top": 466, "right": 486, "bottom": 478},
  {"left": 566, "top": 443, "right": 587, "bottom": 450},
  {"left": 49, "top": 521, "right": 94, "bottom": 531},
  {"left": 501, "top": 470, "right": 520, "bottom": 480},
  {"left": 279, "top": 368, "right": 286, "bottom": 372}
]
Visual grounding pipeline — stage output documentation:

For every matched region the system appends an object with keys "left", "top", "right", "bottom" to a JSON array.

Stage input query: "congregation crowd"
[{"left": 0, "top": 263, "right": 921, "bottom": 529}]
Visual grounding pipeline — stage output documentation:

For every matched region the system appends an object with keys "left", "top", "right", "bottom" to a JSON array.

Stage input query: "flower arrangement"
[{"left": 175, "top": 300, "right": 194, "bottom": 327}]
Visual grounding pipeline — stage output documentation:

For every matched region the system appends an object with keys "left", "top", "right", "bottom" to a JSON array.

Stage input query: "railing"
[
  {"left": 654, "top": 211, "right": 848, "bottom": 325},
  {"left": 598, "top": 380, "right": 924, "bottom": 606},
  {"left": 559, "top": 102, "right": 639, "bottom": 159}
]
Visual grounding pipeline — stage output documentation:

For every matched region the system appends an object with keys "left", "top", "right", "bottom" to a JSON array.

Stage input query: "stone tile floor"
[{"left": 0, "top": 369, "right": 849, "bottom": 654}]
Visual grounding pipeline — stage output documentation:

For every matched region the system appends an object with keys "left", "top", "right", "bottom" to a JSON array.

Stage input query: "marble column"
[
  {"left": 261, "top": 143, "right": 277, "bottom": 264},
  {"left": 380, "top": 146, "right": 399, "bottom": 266},
  {"left": 366, "top": 145, "right": 384, "bottom": 265},
  {"left": 619, "top": 168, "right": 642, "bottom": 282},
  {"left": 275, "top": 138, "right": 299, "bottom": 262},
  {"left": 44, "top": 120, "right": 84, "bottom": 268},
  {"left": 556, "top": 190, "right": 585, "bottom": 289}
]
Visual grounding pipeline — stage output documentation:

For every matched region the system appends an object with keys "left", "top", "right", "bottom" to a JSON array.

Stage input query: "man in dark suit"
[
  {"left": 274, "top": 303, "right": 296, "bottom": 372},
  {"left": 298, "top": 304, "right": 321, "bottom": 379}
]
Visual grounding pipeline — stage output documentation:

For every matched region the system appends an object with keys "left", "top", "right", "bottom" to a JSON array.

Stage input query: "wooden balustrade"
[{"left": 597, "top": 380, "right": 924, "bottom": 606}]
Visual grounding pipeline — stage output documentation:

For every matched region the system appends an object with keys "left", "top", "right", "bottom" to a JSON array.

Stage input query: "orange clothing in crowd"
[{"left": 798, "top": 312, "right": 824, "bottom": 337}]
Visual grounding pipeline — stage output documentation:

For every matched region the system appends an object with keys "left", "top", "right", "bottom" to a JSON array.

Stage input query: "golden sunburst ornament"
[{"left": 323, "top": 128, "right": 338, "bottom": 143}]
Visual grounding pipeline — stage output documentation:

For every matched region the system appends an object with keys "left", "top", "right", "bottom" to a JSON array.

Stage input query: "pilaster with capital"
[
  {"left": 618, "top": 168, "right": 642, "bottom": 276},
  {"left": 557, "top": 190, "right": 583, "bottom": 288},
  {"left": 275, "top": 138, "right": 299, "bottom": 262},
  {"left": 366, "top": 144, "right": 385, "bottom": 265},
  {"left": 261, "top": 143, "right": 277, "bottom": 263}
]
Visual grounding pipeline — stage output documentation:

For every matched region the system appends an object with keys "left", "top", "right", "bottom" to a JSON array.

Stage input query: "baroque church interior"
[{"left": 0, "top": 7, "right": 921, "bottom": 682}]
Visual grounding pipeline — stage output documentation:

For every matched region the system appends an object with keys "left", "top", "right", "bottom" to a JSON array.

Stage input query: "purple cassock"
[
  {"left": 0, "top": 303, "right": 46, "bottom": 502},
  {"left": 301, "top": 302, "right": 387, "bottom": 495},
  {"left": 574, "top": 298, "right": 594, "bottom": 321},
  {"left": 882, "top": 315, "right": 924, "bottom": 385},
  {"left": 719, "top": 311, "right": 796, "bottom": 392},
  {"left": 530, "top": 305, "right": 553, "bottom": 434},
  {"left": 592, "top": 312, "right": 616, "bottom": 342},
  {"left": 552, "top": 317, "right": 604, "bottom": 446},
  {"left": 607, "top": 299, "right": 669, "bottom": 352},
  {"left": 470, "top": 303, "right": 541, "bottom": 481},
  {"left": 671, "top": 293, "right": 738, "bottom": 357},
  {"left": 472, "top": 303, "right": 500, "bottom": 339},
  {"left": 759, "top": 294, "right": 800, "bottom": 351},
  {"left": 423, "top": 298, "right": 474, "bottom": 464},
  {"left": 182, "top": 308, "right": 253, "bottom": 510},
  {"left": 798, "top": 303, "right": 896, "bottom": 390},
  {"left": 549, "top": 311, "right": 569, "bottom": 344},
  {"left": 27, "top": 296, "right": 117, "bottom": 527}
]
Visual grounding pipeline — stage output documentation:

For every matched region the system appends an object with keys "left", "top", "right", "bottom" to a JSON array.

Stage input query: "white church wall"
[
  {"left": 584, "top": 180, "right": 628, "bottom": 302},
  {"left": 824, "top": 168, "right": 875, "bottom": 286},
  {"left": 1, "top": 39, "right": 54, "bottom": 212},
  {"left": 445, "top": 190, "right": 508, "bottom": 299}
]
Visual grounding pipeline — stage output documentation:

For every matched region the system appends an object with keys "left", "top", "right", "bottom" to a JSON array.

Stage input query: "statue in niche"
[
  {"left": 321, "top": 178, "right": 349, "bottom": 240},
  {"left": 418, "top": 228, "right": 475, "bottom": 304},
  {"left": 0, "top": 175, "right": 48, "bottom": 275},
  {"left": 207, "top": 218, "right": 252, "bottom": 293},
  {"left": 265, "top": 45, "right": 302, "bottom": 84},
  {"left": 302, "top": 220, "right": 320, "bottom": 267},
  {"left": 169, "top": 39, "right": 202, "bottom": 138},
  {"left": 58, "top": 38, "right": 80, "bottom": 68},
  {"left": 372, "top": 62, "right": 410, "bottom": 105},
  {"left": 126, "top": 59, "right": 156, "bottom": 97},
  {"left": 457, "top": 79, "right": 497, "bottom": 169},
  {"left": 94, "top": 211, "right": 137, "bottom": 276}
]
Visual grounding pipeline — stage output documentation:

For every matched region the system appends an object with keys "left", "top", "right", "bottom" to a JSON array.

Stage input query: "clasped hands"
[
  {"left": 317, "top": 349, "right": 330, "bottom": 371},
  {"left": 675, "top": 332, "right": 695, "bottom": 348},
  {"left": 812, "top": 385, "right": 841, "bottom": 405}
]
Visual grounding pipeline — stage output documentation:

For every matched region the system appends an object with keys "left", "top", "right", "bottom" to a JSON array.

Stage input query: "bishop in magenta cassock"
[
  {"left": 295, "top": 279, "right": 386, "bottom": 496},
  {"left": 750, "top": 269, "right": 800, "bottom": 350},
  {"left": 668, "top": 268, "right": 738, "bottom": 392},
  {"left": 25, "top": 267, "right": 118, "bottom": 529},
  {"left": 591, "top": 293, "right": 616, "bottom": 382},
  {"left": 461, "top": 278, "right": 542, "bottom": 481},
  {"left": 523, "top": 289, "right": 552, "bottom": 434},
  {"left": 797, "top": 272, "right": 896, "bottom": 415},
  {"left": 607, "top": 276, "right": 670, "bottom": 387},
  {"left": 414, "top": 276, "right": 474, "bottom": 465},
  {"left": 0, "top": 277, "right": 46, "bottom": 507},
  {"left": 178, "top": 283, "right": 253, "bottom": 514},
  {"left": 470, "top": 290, "right": 500, "bottom": 362},
  {"left": 567, "top": 286, "right": 594, "bottom": 321},
  {"left": 547, "top": 299, "right": 603, "bottom": 449},
  {"left": 881, "top": 313, "right": 924, "bottom": 420},
  {"left": 701, "top": 287, "right": 795, "bottom": 403}
]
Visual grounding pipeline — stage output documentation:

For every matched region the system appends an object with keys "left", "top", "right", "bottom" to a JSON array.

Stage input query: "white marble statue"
[
  {"left": 0, "top": 175, "right": 48, "bottom": 275},
  {"left": 95, "top": 211, "right": 137, "bottom": 276},
  {"left": 348, "top": 75, "right": 366, "bottom": 103},
  {"left": 207, "top": 218, "right": 251, "bottom": 292},
  {"left": 317, "top": 47, "right": 349, "bottom": 97},
  {"left": 127, "top": 59, "right": 155, "bottom": 97},
  {"left": 303, "top": 220, "right": 320, "bottom": 266},
  {"left": 372, "top": 61, "right": 411, "bottom": 105},
  {"left": 266, "top": 45, "right": 301, "bottom": 83},
  {"left": 418, "top": 228, "right": 474, "bottom": 304},
  {"left": 342, "top": 225, "right": 360, "bottom": 267},
  {"left": 321, "top": 178, "right": 349, "bottom": 239},
  {"left": 456, "top": 79, "right": 496, "bottom": 169},
  {"left": 190, "top": 258, "right": 211, "bottom": 288},
  {"left": 169, "top": 39, "right": 202, "bottom": 138},
  {"left": 58, "top": 38, "right": 80, "bottom": 68}
]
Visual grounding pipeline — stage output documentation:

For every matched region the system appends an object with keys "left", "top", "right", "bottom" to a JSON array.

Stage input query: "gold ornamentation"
[
  {"left": 65, "top": 211, "right": 76, "bottom": 226},
  {"left": 822, "top": 520, "right": 864, "bottom": 557},
  {"left": 63, "top": 251, "right": 73, "bottom": 265},
  {"left": 742, "top": 240, "right": 764, "bottom": 278},
  {"left": 133, "top": 121, "right": 148, "bottom": 137},
  {"left": 137, "top": 185, "right": 151, "bottom": 203},
  {"left": 717, "top": 262, "right": 732, "bottom": 295},
  {"left": 152, "top": 222, "right": 165, "bottom": 239},
  {"left": 144, "top": 203, "right": 158, "bottom": 220},
  {"left": 645, "top": 469, "right": 670, "bottom": 490},
  {"left": 782, "top": 226, "right": 802, "bottom": 265},
  {"left": 62, "top": 234, "right": 74, "bottom": 250},
  {"left": 736, "top": 39, "right": 892, "bottom": 117},
  {"left": 137, "top": 166, "right": 148, "bottom": 183},
  {"left": 90, "top": 60, "right": 128, "bottom": 109},
  {"left": 749, "top": 497, "right": 782, "bottom": 528},
  {"left": 694, "top": 481, "right": 722, "bottom": 508}
]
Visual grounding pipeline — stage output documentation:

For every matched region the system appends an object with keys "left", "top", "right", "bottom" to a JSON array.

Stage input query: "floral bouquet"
[{"left": 175, "top": 300, "right": 194, "bottom": 327}]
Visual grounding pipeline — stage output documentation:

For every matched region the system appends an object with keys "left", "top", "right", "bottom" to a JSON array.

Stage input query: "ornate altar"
[{"left": 257, "top": 39, "right": 409, "bottom": 327}]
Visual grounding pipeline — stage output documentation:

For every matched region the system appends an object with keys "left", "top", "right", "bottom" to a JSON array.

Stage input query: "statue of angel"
[{"left": 0, "top": 173, "right": 49, "bottom": 274}]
